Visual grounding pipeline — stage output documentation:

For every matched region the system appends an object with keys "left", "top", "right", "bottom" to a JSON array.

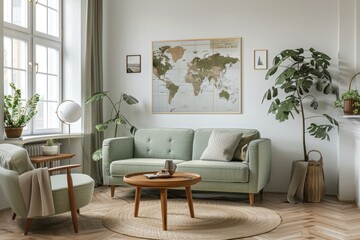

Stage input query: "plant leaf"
[
  {"left": 86, "top": 91, "right": 109, "bottom": 104},
  {"left": 92, "top": 148, "right": 103, "bottom": 161},
  {"left": 123, "top": 94, "right": 139, "bottom": 105}
]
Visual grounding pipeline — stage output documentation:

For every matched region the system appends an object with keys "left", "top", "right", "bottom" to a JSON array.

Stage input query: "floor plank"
[{"left": 0, "top": 186, "right": 360, "bottom": 239}]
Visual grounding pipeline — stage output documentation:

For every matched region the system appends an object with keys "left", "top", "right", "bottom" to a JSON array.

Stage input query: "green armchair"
[{"left": 0, "top": 144, "right": 94, "bottom": 235}]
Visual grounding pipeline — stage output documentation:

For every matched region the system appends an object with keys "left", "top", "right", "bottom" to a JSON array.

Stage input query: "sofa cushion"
[
  {"left": 176, "top": 160, "right": 249, "bottom": 183},
  {"left": 134, "top": 128, "right": 194, "bottom": 160},
  {"left": 233, "top": 133, "right": 260, "bottom": 161},
  {"left": 192, "top": 128, "right": 260, "bottom": 160},
  {"left": 110, "top": 158, "right": 186, "bottom": 177},
  {"left": 200, "top": 130, "right": 243, "bottom": 161}
]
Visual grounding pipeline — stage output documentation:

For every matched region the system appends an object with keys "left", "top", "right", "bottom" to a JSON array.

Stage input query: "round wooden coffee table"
[{"left": 124, "top": 172, "right": 201, "bottom": 230}]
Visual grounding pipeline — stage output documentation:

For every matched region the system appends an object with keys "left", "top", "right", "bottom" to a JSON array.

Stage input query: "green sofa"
[{"left": 103, "top": 128, "right": 271, "bottom": 205}]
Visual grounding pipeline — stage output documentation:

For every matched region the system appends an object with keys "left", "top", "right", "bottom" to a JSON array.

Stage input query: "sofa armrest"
[
  {"left": 102, "top": 137, "right": 134, "bottom": 183},
  {"left": 247, "top": 138, "right": 271, "bottom": 193}
]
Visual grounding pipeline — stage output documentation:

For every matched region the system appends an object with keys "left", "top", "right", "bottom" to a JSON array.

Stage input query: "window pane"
[
  {"left": 12, "top": 70, "right": 27, "bottom": 99},
  {"left": 48, "top": 75, "right": 59, "bottom": 100},
  {"left": 4, "top": 0, "right": 12, "bottom": 23},
  {"left": 38, "top": 0, "right": 47, "bottom": 5},
  {"left": 48, "top": 48, "right": 59, "bottom": 74},
  {"left": 4, "top": 37, "right": 12, "bottom": 68},
  {"left": 48, "top": 0, "right": 59, "bottom": 10},
  {"left": 13, "top": 39, "right": 27, "bottom": 70},
  {"left": 48, "top": 102, "right": 58, "bottom": 128},
  {"left": 4, "top": 69, "right": 12, "bottom": 96},
  {"left": 35, "top": 102, "right": 46, "bottom": 129},
  {"left": 36, "top": 4, "right": 47, "bottom": 34},
  {"left": 36, "top": 45, "right": 48, "bottom": 73},
  {"left": 48, "top": 9, "right": 59, "bottom": 37},
  {"left": 13, "top": 0, "right": 27, "bottom": 28},
  {"left": 36, "top": 73, "right": 48, "bottom": 100}
]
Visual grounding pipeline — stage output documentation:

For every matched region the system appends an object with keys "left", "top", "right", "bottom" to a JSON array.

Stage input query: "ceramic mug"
[{"left": 164, "top": 160, "right": 177, "bottom": 175}]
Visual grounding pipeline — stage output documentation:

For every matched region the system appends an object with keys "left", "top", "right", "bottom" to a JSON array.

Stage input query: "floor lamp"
[{"left": 56, "top": 100, "right": 82, "bottom": 153}]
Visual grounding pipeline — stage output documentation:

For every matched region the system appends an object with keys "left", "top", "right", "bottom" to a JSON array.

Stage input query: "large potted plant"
[
  {"left": 3, "top": 83, "right": 40, "bottom": 138},
  {"left": 86, "top": 91, "right": 138, "bottom": 160},
  {"left": 262, "top": 47, "right": 339, "bottom": 202}
]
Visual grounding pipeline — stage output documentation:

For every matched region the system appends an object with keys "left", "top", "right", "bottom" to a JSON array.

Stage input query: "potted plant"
[
  {"left": 41, "top": 139, "right": 60, "bottom": 156},
  {"left": 3, "top": 83, "right": 40, "bottom": 138},
  {"left": 86, "top": 91, "right": 138, "bottom": 161},
  {"left": 262, "top": 47, "right": 339, "bottom": 202},
  {"left": 334, "top": 72, "right": 360, "bottom": 115}
]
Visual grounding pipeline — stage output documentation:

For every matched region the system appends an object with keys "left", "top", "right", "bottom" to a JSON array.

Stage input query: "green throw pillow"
[
  {"left": 200, "top": 130, "right": 243, "bottom": 161},
  {"left": 233, "top": 133, "right": 259, "bottom": 161}
]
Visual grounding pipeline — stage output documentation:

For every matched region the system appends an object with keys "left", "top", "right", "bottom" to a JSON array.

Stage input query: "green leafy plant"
[
  {"left": 262, "top": 48, "right": 339, "bottom": 161},
  {"left": 86, "top": 91, "right": 139, "bottom": 161},
  {"left": 4, "top": 82, "right": 40, "bottom": 128},
  {"left": 45, "top": 139, "right": 55, "bottom": 146},
  {"left": 334, "top": 72, "right": 360, "bottom": 115}
]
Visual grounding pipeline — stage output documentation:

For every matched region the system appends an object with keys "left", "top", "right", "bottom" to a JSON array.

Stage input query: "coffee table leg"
[
  {"left": 185, "top": 186, "right": 195, "bottom": 218},
  {"left": 134, "top": 187, "right": 142, "bottom": 217},
  {"left": 160, "top": 188, "right": 167, "bottom": 230}
]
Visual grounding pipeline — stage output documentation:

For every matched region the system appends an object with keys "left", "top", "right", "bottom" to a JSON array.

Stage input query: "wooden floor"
[{"left": 1, "top": 186, "right": 360, "bottom": 239}]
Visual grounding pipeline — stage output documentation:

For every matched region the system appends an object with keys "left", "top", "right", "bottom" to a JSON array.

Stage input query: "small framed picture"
[
  {"left": 254, "top": 50, "right": 268, "bottom": 70},
  {"left": 126, "top": 55, "right": 141, "bottom": 73}
]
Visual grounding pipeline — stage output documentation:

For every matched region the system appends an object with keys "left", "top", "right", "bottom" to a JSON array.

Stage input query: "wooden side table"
[
  {"left": 124, "top": 172, "right": 201, "bottom": 231},
  {"left": 30, "top": 153, "right": 75, "bottom": 169}
]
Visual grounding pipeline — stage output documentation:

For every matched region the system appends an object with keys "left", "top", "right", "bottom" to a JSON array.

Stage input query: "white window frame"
[
  {"left": 3, "top": 0, "right": 63, "bottom": 135},
  {"left": 32, "top": 37, "right": 62, "bottom": 134}
]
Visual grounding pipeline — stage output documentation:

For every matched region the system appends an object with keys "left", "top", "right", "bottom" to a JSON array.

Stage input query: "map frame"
[{"left": 152, "top": 37, "right": 242, "bottom": 114}]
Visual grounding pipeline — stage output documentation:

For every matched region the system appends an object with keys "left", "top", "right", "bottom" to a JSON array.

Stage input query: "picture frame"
[
  {"left": 126, "top": 55, "right": 141, "bottom": 73},
  {"left": 254, "top": 49, "right": 268, "bottom": 70}
]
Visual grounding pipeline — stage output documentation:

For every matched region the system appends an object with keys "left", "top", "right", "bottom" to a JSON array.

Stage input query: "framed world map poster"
[{"left": 152, "top": 38, "right": 242, "bottom": 113}]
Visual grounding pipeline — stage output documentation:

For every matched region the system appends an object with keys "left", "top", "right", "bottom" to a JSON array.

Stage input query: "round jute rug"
[{"left": 103, "top": 199, "right": 281, "bottom": 240}]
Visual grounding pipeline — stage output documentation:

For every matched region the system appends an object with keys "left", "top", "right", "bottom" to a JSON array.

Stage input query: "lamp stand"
[{"left": 67, "top": 123, "right": 71, "bottom": 154}]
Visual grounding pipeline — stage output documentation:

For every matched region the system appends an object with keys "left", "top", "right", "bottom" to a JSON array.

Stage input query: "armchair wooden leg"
[
  {"left": 249, "top": 193, "right": 254, "bottom": 206},
  {"left": 24, "top": 218, "right": 32, "bottom": 235},
  {"left": 12, "top": 213, "right": 16, "bottom": 220},
  {"left": 110, "top": 185, "right": 116, "bottom": 197},
  {"left": 66, "top": 169, "right": 78, "bottom": 233}
]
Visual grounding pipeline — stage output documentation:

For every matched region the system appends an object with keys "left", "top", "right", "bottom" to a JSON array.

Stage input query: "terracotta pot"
[{"left": 4, "top": 127, "right": 23, "bottom": 138}]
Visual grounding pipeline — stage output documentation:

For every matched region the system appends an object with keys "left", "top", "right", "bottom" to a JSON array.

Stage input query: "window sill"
[{"left": 1, "top": 132, "right": 83, "bottom": 145}]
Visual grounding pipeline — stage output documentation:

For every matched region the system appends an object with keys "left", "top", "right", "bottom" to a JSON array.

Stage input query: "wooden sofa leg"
[
  {"left": 24, "top": 218, "right": 32, "bottom": 235},
  {"left": 111, "top": 185, "right": 116, "bottom": 197},
  {"left": 249, "top": 193, "right": 254, "bottom": 206}
]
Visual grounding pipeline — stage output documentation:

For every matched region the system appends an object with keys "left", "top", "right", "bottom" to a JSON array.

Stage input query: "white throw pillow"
[{"left": 200, "top": 130, "right": 243, "bottom": 161}]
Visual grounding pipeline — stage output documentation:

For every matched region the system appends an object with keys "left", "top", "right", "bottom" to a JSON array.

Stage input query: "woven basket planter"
[{"left": 304, "top": 150, "right": 325, "bottom": 203}]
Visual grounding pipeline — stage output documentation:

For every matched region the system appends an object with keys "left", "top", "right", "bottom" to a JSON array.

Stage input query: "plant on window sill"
[{"left": 3, "top": 83, "right": 40, "bottom": 138}]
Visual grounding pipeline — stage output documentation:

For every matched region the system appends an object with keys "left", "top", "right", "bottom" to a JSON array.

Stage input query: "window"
[{"left": 3, "top": 0, "right": 62, "bottom": 134}]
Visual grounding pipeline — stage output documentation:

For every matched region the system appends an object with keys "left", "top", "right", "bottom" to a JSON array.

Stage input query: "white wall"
[{"left": 103, "top": 0, "right": 343, "bottom": 194}]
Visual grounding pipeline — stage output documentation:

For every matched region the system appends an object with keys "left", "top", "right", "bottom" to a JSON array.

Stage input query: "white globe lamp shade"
[{"left": 57, "top": 101, "right": 82, "bottom": 124}]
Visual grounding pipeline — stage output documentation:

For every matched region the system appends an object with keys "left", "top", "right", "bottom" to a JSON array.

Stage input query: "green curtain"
[{"left": 83, "top": 0, "right": 103, "bottom": 185}]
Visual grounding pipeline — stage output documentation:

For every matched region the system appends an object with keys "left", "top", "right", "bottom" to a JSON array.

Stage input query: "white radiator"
[{"left": 24, "top": 142, "right": 62, "bottom": 169}]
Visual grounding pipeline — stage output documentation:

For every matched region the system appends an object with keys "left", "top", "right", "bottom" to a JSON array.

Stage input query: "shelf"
[
  {"left": 0, "top": 133, "right": 83, "bottom": 145},
  {"left": 342, "top": 115, "right": 360, "bottom": 119}
]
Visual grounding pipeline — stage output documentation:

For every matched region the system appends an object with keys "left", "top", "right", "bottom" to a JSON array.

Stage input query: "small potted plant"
[
  {"left": 41, "top": 139, "right": 60, "bottom": 156},
  {"left": 3, "top": 83, "right": 40, "bottom": 138},
  {"left": 334, "top": 72, "right": 360, "bottom": 115}
]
